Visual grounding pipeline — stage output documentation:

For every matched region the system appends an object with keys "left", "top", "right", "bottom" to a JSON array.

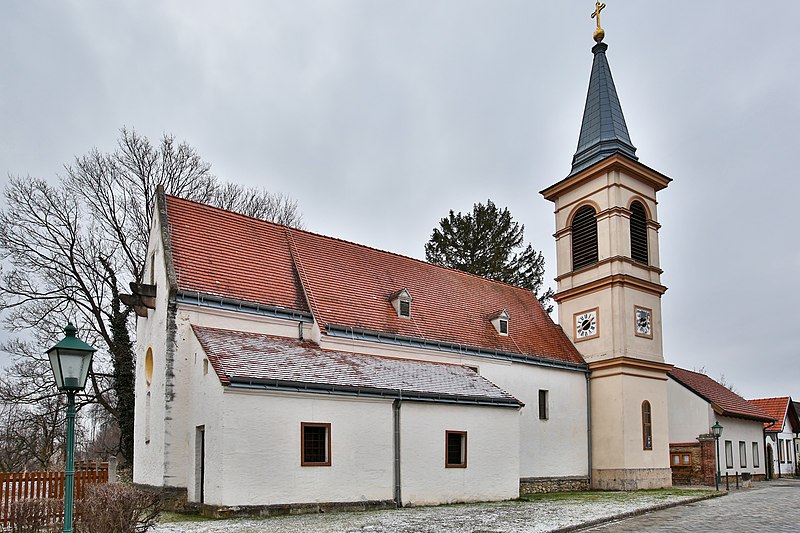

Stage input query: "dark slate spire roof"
[{"left": 570, "top": 42, "right": 638, "bottom": 176}]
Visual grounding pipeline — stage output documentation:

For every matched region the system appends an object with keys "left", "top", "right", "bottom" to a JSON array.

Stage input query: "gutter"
[
  {"left": 176, "top": 291, "right": 313, "bottom": 322},
  {"left": 326, "top": 324, "right": 589, "bottom": 374},
  {"left": 226, "top": 377, "right": 523, "bottom": 408}
]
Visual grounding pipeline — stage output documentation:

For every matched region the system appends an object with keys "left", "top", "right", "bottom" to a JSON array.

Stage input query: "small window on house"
[
  {"left": 725, "top": 440, "right": 733, "bottom": 468},
  {"left": 753, "top": 442, "right": 760, "bottom": 468},
  {"left": 641, "top": 401, "right": 652, "bottom": 450},
  {"left": 390, "top": 289, "right": 413, "bottom": 319},
  {"left": 787, "top": 441, "right": 792, "bottom": 463},
  {"left": 538, "top": 390, "right": 549, "bottom": 420},
  {"left": 571, "top": 205, "right": 598, "bottom": 271},
  {"left": 779, "top": 440, "right": 784, "bottom": 463},
  {"left": 629, "top": 201, "right": 649, "bottom": 265},
  {"left": 144, "top": 347, "right": 154, "bottom": 386},
  {"left": 491, "top": 310, "right": 510, "bottom": 336},
  {"left": 203, "top": 359, "right": 209, "bottom": 375},
  {"left": 445, "top": 431, "right": 467, "bottom": 468},
  {"left": 301, "top": 423, "right": 331, "bottom": 466},
  {"left": 670, "top": 453, "right": 690, "bottom": 466},
  {"left": 739, "top": 441, "right": 747, "bottom": 468}
]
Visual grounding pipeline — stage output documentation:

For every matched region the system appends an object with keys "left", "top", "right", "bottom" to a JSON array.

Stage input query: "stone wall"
[{"left": 519, "top": 476, "right": 590, "bottom": 494}]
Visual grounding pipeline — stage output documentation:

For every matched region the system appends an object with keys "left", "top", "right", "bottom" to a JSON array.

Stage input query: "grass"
[
  {"left": 519, "top": 488, "right": 716, "bottom": 503},
  {"left": 159, "top": 511, "right": 218, "bottom": 523}
]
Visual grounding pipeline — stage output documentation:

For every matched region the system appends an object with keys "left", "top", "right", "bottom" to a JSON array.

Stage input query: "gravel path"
[{"left": 153, "top": 491, "right": 716, "bottom": 533}]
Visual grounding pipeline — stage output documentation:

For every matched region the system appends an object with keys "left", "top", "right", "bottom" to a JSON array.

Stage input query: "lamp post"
[
  {"left": 47, "top": 323, "right": 96, "bottom": 533},
  {"left": 711, "top": 421, "right": 723, "bottom": 491}
]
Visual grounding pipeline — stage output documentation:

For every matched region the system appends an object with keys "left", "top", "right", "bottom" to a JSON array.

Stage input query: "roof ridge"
[{"left": 166, "top": 194, "right": 547, "bottom": 297}]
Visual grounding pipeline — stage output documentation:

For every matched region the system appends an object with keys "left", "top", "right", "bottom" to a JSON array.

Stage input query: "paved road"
[{"left": 585, "top": 479, "right": 800, "bottom": 532}]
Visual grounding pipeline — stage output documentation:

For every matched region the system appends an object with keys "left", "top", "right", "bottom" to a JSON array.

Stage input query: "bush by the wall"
[{"left": 76, "top": 484, "right": 161, "bottom": 533}]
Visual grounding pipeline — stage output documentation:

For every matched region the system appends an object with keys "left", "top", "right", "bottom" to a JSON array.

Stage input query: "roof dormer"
[
  {"left": 390, "top": 288, "right": 413, "bottom": 319},
  {"left": 491, "top": 309, "right": 510, "bottom": 336}
]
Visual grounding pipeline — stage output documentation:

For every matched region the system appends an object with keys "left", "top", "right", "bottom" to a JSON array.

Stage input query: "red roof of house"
[
  {"left": 193, "top": 326, "right": 522, "bottom": 406},
  {"left": 165, "top": 195, "right": 584, "bottom": 366},
  {"left": 668, "top": 367, "right": 773, "bottom": 422},
  {"left": 749, "top": 397, "right": 794, "bottom": 432}
]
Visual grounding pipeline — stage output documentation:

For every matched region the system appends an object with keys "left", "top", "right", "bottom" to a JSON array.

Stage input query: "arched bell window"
[
  {"left": 571, "top": 206, "right": 598, "bottom": 271},
  {"left": 629, "top": 201, "right": 649, "bottom": 265}
]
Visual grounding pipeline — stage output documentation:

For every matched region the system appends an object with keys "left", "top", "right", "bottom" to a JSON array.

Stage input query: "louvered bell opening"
[
  {"left": 630, "top": 201, "right": 649, "bottom": 265},
  {"left": 571, "top": 206, "right": 598, "bottom": 271}
]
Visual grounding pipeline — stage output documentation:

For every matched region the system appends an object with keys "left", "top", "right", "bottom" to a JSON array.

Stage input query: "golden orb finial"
[{"left": 591, "top": 2, "right": 607, "bottom": 43}]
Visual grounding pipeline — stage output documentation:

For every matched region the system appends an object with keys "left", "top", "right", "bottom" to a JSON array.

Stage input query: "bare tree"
[{"left": 0, "top": 128, "right": 303, "bottom": 468}]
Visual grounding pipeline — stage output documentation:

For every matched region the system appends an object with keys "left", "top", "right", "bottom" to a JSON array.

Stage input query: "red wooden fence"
[{"left": 0, "top": 463, "right": 109, "bottom": 529}]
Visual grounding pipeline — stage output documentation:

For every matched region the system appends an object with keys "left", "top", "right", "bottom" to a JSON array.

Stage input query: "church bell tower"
[{"left": 541, "top": 3, "right": 673, "bottom": 489}]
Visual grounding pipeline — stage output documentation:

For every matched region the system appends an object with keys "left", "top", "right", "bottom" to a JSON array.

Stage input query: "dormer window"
[
  {"left": 491, "top": 310, "right": 510, "bottom": 336},
  {"left": 390, "top": 289, "right": 413, "bottom": 319}
]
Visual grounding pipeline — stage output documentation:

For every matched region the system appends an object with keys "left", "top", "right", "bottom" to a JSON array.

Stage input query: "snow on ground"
[{"left": 153, "top": 491, "right": 712, "bottom": 533}]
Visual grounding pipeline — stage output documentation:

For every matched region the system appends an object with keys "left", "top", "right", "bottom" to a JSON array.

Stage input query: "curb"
[{"left": 551, "top": 491, "right": 727, "bottom": 532}]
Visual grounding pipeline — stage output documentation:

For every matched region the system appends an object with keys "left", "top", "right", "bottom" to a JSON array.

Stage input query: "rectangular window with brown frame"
[
  {"left": 445, "top": 431, "right": 467, "bottom": 468},
  {"left": 725, "top": 440, "right": 733, "bottom": 469},
  {"left": 538, "top": 389, "right": 549, "bottom": 420},
  {"left": 739, "top": 441, "right": 747, "bottom": 468},
  {"left": 670, "top": 453, "right": 690, "bottom": 467},
  {"left": 301, "top": 422, "right": 331, "bottom": 466}
]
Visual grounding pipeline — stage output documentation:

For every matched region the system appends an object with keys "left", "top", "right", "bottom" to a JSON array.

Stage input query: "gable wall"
[{"left": 667, "top": 377, "right": 713, "bottom": 443}]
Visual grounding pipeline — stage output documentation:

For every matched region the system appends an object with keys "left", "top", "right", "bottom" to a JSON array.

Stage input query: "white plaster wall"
[
  {"left": 320, "top": 335, "right": 588, "bottom": 479},
  {"left": 400, "top": 402, "right": 519, "bottom": 506},
  {"left": 211, "top": 390, "right": 395, "bottom": 506},
  {"left": 667, "top": 378, "right": 713, "bottom": 443},
  {"left": 133, "top": 216, "right": 172, "bottom": 487},
  {"left": 766, "top": 416, "right": 797, "bottom": 476},
  {"left": 715, "top": 415, "right": 766, "bottom": 477}
]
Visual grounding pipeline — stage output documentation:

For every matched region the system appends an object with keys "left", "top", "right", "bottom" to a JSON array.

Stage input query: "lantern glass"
[
  {"left": 711, "top": 422, "right": 723, "bottom": 438},
  {"left": 46, "top": 323, "right": 96, "bottom": 392}
]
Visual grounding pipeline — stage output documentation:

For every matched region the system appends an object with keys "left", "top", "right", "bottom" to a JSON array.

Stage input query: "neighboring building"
[
  {"left": 667, "top": 368, "right": 773, "bottom": 485},
  {"left": 132, "top": 18, "right": 679, "bottom": 512},
  {"left": 750, "top": 397, "right": 800, "bottom": 478}
]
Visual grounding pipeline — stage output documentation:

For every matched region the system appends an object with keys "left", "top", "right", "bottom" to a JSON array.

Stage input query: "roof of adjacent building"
[
  {"left": 668, "top": 367, "right": 773, "bottom": 422},
  {"left": 192, "top": 325, "right": 523, "bottom": 407},
  {"left": 570, "top": 41, "right": 638, "bottom": 177},
  {"left": 750, "top": 397, "right": 799, "bottom": 432},
  {"left": 165, "top": 194, "right": 585, "bottom": 367}
]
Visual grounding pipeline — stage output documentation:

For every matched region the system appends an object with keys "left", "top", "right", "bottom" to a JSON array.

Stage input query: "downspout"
[
  {"left": 393, "top": 398, "right": 402, "bottom": 507},
  {"left": 585, "top": 373, "right": 592, "bottom": 487},
  {"left": 763, "top": 429, "right": 770, "bottom": 480}
]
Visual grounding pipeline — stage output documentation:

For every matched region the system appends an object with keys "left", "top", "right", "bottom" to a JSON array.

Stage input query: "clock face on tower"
[
  {"left": 574, "top": 308, "right": 599, "bottom": 341},
  {"left": 634, "top": 306, "right": 653, "bottom": 338}
]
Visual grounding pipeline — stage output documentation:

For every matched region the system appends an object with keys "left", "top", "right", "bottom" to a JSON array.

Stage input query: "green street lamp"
[
  {"left": 47, "top": 323, "right": 96, "bottom": 533},
  {"left": 711, "top": 421, "right": 723, "bottom": 491}
]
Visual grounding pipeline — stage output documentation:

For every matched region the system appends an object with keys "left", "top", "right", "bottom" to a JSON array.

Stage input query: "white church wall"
[
  {"left": 400, "top": 402, "right": 519, "bottom": 506},
  {"left": 667, "top": 378, "right": 713, "bottom": 443},
  {"left": 320, "top": 334, "right": 589, "bottom": 479},
  {"left": 212, "top": 390, "right": 395, "bottom": 507},
  {"left": 133, "top": 214, "right": 176, "bottom": 487},
  {"left": 177, "top": 303, "right": 313, "bottom": 341}
]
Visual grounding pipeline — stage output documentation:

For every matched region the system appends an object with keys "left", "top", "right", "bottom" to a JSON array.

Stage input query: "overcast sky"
[{"left": 1, "top": 1, "right": 798, "bottom": 401}]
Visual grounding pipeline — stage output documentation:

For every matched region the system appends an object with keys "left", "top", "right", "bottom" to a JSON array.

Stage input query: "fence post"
[{"left": 108, "top": 456, "right": 117, "bottom": 483}]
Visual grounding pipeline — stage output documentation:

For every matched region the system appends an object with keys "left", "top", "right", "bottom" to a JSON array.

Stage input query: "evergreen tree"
[{"left": 425, "top": 200, "right": 554, "bottom": 313}]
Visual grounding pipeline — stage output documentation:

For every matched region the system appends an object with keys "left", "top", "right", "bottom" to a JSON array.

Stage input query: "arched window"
[
  {"left": 642, "top": 400, "right": 652, "bottom": 450},
  {"left": 629, "top": 201, "right": 649, "bottom": 265},
  {"left": 571, "top": 206, "right": 598, "bottom": 271}
]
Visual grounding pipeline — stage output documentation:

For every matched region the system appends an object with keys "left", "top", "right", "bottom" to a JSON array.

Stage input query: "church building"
[{"left": 132, "top": 9, "right": 678, "bottom": 512}]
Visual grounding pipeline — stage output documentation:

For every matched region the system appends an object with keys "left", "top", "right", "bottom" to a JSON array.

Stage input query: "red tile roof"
[
  {"left": 749, "top": 397, "right": 793, "bottom": 432},
  {"left": 192, "top": 326, "right": 522, "bottom": 406},
  {"left": 166, "top": 195, "right": 584, "bottom": 366},
  {"left": 668, "top": 367, "right": 773, "bottom": 422},
  {"left": 166, "top": 196, "right": 309, "bottom": 313}
]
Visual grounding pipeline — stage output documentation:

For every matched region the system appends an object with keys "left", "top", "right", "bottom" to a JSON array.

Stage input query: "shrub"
[
  {"left": 10, "top": 498, "right": 62, "bottom": 533},
  {"left": 76, "top": 484, "right": 161, "bottom": 533}
]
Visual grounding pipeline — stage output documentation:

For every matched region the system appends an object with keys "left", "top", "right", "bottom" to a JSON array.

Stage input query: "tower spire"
[{"left": 569, "top": 4, "right": 637, "bottom": 177}]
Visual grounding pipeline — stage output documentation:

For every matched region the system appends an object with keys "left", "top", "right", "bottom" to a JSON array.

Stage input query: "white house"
[
  {"left": 750, "top": 397, "right": 800, "bottom": 479},
  {"left": 667, "top": 368, "right": 773, "bottom": 485}
]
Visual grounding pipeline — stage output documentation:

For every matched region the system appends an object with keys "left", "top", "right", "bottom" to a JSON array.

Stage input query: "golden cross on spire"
[{"left": 591, "top": 2, "right": 607, "bottom": 43}]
